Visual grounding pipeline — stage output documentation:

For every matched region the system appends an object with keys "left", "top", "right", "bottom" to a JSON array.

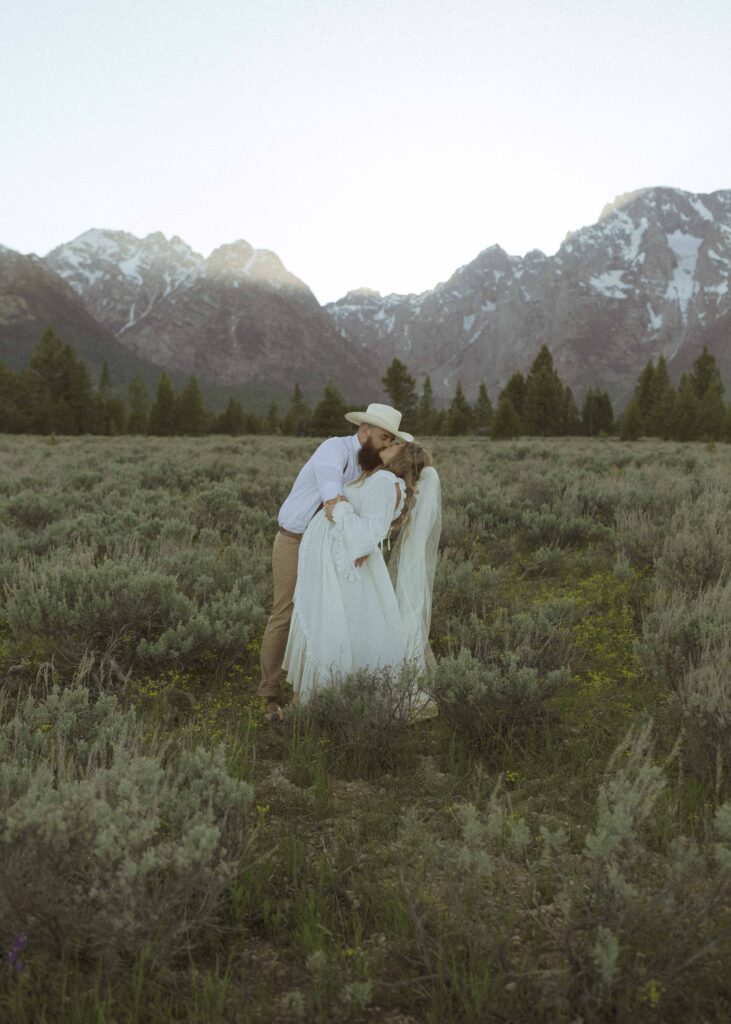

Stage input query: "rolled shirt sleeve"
[
  {"left": 278, "top": 435, "right": 360, "bottom": 533},
  {"left": 313, "top": 438, "right": 348, "bottom": 503}
]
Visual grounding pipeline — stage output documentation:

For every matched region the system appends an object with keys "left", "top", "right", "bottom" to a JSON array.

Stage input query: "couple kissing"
[{"left": 257, "top": 402, "right": 442, "bottom": 721}]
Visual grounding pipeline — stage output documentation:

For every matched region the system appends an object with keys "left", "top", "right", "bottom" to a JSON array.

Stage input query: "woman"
[{"left": 282, "top": 440, "right": 441, "bottom": 707}]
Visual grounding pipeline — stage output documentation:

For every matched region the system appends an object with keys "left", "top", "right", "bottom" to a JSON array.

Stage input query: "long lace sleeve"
[{"left": 329, "top": 472, "right": 401, "bottom": 581}]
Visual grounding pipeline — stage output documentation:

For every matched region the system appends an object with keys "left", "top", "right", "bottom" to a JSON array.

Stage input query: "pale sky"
[{"left": 2, "top": 0, "right": 730, "bottom": 304}]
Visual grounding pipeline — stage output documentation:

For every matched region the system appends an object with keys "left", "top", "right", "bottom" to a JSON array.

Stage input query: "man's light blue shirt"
[{"left": 278, "top": 433, "right": 363, "bottom": 533}]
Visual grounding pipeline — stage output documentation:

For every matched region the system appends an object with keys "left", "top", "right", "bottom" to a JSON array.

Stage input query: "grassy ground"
[{"left": 2, "top": 434, "right": 731, "bottom": 1022}]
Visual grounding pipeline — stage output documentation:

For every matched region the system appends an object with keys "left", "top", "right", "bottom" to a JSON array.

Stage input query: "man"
[{"left": 258, "top": 402, "right": 413, "bottom": 720}]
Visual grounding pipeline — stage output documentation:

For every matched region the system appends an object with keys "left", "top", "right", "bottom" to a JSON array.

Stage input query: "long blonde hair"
[{"left": 356, "top": 442, "right": 433, "bottom": 533}]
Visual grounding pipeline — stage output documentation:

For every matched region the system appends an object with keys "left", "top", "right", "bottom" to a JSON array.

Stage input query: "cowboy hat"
[{"left": 344, "top": 402, "right": 414, "bottom": 443}]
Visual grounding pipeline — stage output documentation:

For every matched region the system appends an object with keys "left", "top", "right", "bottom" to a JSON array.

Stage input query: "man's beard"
[{"left": 357, "top": 438, "right": 382, "bottom": 472}]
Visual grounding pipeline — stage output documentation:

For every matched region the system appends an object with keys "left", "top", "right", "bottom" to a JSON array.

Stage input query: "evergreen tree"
[
  {"left": 126, "top": 375, "right": 150, "bottom": 434},
  {"left": 490, "top": 394, "right": 522, "bottom": 439},
  {"left": 689, "top": 346, "right": 725, "bottom": 440},
  {"left": 414, "top": 375, "right": 437, "bottom": 434},
  {"left": 690, "top": 346, "right": 724, "bottom": 400},
  {"left": 697, "top": 384, "right": 726, "bottom": 440},
  {"left": 92, "top": 361, "right": 126, "bottom": 435},
  {"left": 28, "top": 327, "right": 68, "bottom": 398},
  {"left": 473, "top": 381, "right": 494, "bottom": 435},
  {"left": 725, "top": 404, "right": 731, "bottom": 444},
  {"left": 523, "top": 345, "right": 565, "bottom": 436},
  {"left": 581, "top": 388, "right": 614, "bottom": 436},
  {"left": 64, "top": 349, "right": 96, "bottom": 433},
  {"left": 444, "top": 381, "right": 474, "bottom": 435},
  {"left": 216, "top": 398, "right": 246, "bottom": 435},
  {"left": 630, "top": 355, "right": 679, "bottom": 438},
  {"left": 644, "top": 356, "right": 675, "bottom": 436},
  {"left": 23, "top": 365, "right": 58, "bottom": 434},
  {"left": 0, "top": 362, "right": 30, "bottom": 432},
  {"left": 673, "top": 374, "right": 700, "bottom": 441},
  {"left": 653, "top": 383, "right": 678, "bottom": 440},
  {"left": 382, "top": 358, "right": 418, "bottom": 419},
  {"left": 245, "top": 410, "right": 262, "bottom": 434},
  {"left": 27, "top": 327, "right": 95, "bottom": 434},
  {"left": 93, "top": 361, "right": 113, "bottom": 434},
  {"left": 282, "top": 384, "right": 311, "bottom": 436},
  {"left": 175, "top": 375, "right": 208, "bottom": 435},
  {"left": 98, "top": 361, "right": 110, "bottom": 399},
  {"left": 562, "top": 384, "right": 581, "bottom": 435},
  {"left": 619, "top": 397, "right": 643, "bottom": 440},
  {"left": 499, "top": 371, "right": 526, "bottom": 431},
  {"left": 431, "top": 409, "right": 446, "bottom": 434},
  {"left": 105, "top": 397, "right": 127, "bottom": 435},
  {"left": 310, "top": 382, "right": 347, "bottom": 436},
  {"left": 635, "top": 359, "right": 656, "bottom": 427},
  {"left": 148, "top": 372, "right": 178, "bottom": 435},
  {"left": 264, "top": 400, "right": 280, "bottom": 435}
]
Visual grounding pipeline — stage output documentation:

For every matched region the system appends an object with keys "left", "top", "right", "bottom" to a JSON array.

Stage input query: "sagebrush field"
[{"left": 2, "top": 433, "right": 731, "bottom": 1024}]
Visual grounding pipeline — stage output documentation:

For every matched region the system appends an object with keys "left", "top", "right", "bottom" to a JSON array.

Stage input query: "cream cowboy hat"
[{"left": 344, "top": 402, "right": 414, "bottom": 443}]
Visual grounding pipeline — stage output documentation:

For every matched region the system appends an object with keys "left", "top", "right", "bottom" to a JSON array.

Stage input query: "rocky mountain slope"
[
  {"left": 44, "top": 230, "right": 382, "bottom": 403},
  {"left": 0, "top": 245, "right": 165, "bottom": 392},
  {"left": 326, "top": 187, "right": 731, "bottom": 406},
  {"left": 6, "top": 188, "right": 730, "bottom": 414}
]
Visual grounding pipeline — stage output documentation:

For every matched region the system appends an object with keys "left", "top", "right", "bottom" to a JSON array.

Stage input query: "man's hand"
[
  {"left": 354, "top": 554, "right": 369, "bottom": 568},
  {"left": 324, "top": 494, "right": 349, "bottom": 522}
]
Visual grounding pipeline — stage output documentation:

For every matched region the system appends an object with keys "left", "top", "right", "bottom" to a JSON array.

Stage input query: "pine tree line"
[
  {"left": 2, "top": 326, "right": 730, "bottom": 441},
  {"left": 617, "top": 350, "right": 731, "bottom": 442}
]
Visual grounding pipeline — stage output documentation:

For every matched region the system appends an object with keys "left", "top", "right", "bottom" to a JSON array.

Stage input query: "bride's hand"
[
  {"left": 354, "top": 554, "right": 369, "bottom": 568},
  {"left": 324, "top": 494, "right": 349, "bottom": 522}
]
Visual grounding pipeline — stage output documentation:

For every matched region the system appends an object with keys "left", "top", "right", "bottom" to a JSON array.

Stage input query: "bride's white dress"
[{"left": 282, "top": 469, "right": 413, "bottom": 703}]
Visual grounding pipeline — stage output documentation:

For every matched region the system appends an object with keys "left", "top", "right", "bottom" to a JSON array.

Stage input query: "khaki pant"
[{"left": 258, "top": 531, "right": 301, "bottom": 701}]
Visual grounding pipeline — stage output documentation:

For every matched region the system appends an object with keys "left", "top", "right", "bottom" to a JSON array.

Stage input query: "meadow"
[{"left": 1, "top": 432, "right": 731, "bottom": 1023}]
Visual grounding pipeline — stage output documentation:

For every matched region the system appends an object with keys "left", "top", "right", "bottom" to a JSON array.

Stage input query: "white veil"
[{"left": 388, "top": 465, "right": 442, "bottom": 676}]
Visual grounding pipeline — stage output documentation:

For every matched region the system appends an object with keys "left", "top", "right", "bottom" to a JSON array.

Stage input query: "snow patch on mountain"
[
  {"left": 646, "top": 303, "right": 663, "bottom": 330},
  {"left": 689, "top": 196, "right": 713, "bottom": 222},
  {"left": 590, "top": 269, "right": 630, "bottom": 298},
  {"left": 626, "top": 216, "right": 648, "bottom": 262},
  {"left": 665, "top": 231, "right": 703, "bottom": 317}
]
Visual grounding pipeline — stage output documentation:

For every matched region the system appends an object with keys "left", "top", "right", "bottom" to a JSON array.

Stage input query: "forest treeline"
[{"left": 1, "top": 325, "right": 730, "bottom": 441}]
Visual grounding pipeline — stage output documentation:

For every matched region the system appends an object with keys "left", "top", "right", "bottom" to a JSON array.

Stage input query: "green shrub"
[
  {"left": 654, "top": 490, "right": 731, "bottom": 592},
  {"left": 614, "top": 507, "right": 664, "bottom": 569},
  {"left": 383, "top": 721, "right": 731, "bottom": 1022},
  {"left": 136, "top": 578, "right": 265, "bottom": 667},
  {"left": 639, "top": 580, "right": 731, "bottom": 693},
  {"left": 4, "top": 489, "right": 64, "bottom": 531},
  {"left": 431, "top": 648, "right": 570, "bottom": 746},
  {"left": 295, "top": 664, "right": 431, "bottom": 777},
  {"left": 521, "top": 543, "right": 565, "bottom": 577},
  {"left": 2, "top": 551, "right": 265, "bottom": 672},
  {"left": 442, "top": 598, "right": 577, "bottom": 673},
  {"left": 431, "top": 553, "right": 507, "bottom": 623},
  {"left": 0, "top": 684, "right": 254, "bottom": 974},
  {"left": 676, "top": 638, "right": 731, "bottom": 776}
]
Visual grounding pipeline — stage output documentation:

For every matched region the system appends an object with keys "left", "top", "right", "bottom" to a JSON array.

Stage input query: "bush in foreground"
[
  {"left": 382, "top": 721, "right": 731, "bottom": 1022},
  {"left": 0, "top": 684, "right": 254, "bottom": 974},
  {"left": 292, "top": 664, "right": 431, "bottom": 777},
  {"left": 431, "top": 647, "right": 570, "bottom": 748}
]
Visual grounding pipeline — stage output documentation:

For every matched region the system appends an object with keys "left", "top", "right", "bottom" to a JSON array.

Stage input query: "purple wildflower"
[{"left": 7, "top": 933, "right": 28, "bottom": 974}]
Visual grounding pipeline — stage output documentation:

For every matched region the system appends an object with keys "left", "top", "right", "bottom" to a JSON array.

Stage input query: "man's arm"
[
  {"left": 313, "top": 438, "right": 350, "bottom": 521},
  {"left": 313, "top": 438, "right": 347, "bottom": 502}
]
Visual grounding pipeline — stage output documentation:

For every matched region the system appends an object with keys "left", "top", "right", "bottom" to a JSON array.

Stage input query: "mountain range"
[
  {"left": 327, "top": 187, "right": 731, "bottom": 408},
  {"left": 1, "top": 186, "right": 730, "bottom": 413}
]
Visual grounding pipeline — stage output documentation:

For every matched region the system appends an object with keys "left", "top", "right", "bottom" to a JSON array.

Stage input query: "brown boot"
[{"left": 264, "top": 698, "right": 284, "bottom": 722}]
